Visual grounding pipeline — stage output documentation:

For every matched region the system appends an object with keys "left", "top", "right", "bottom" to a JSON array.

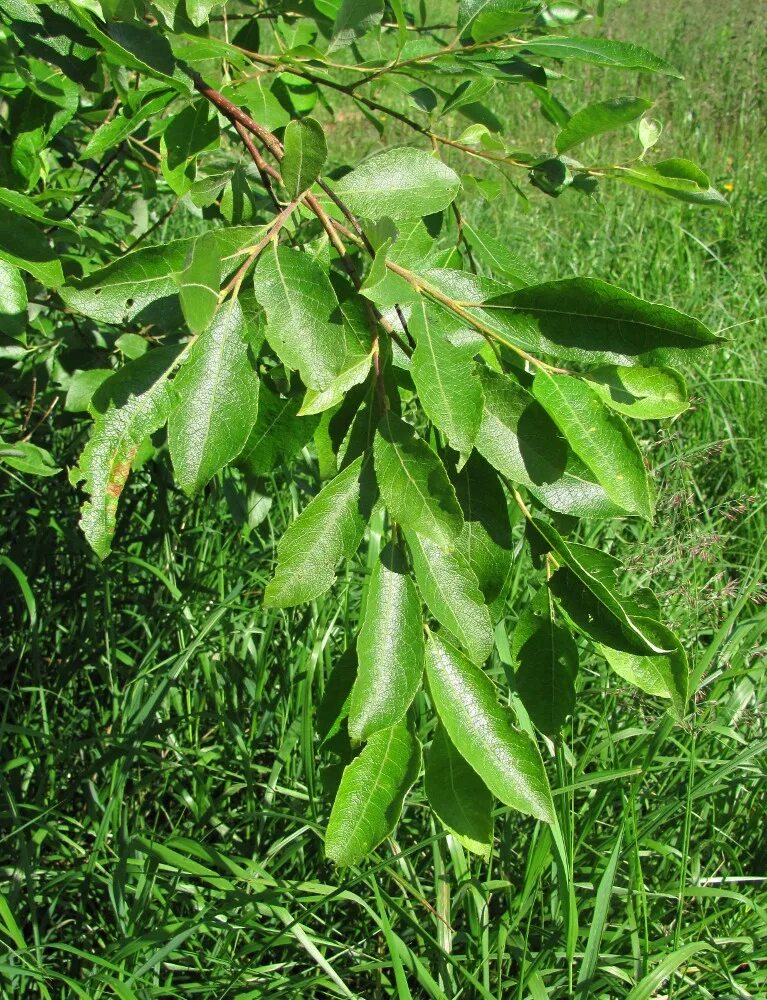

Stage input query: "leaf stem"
[{"left": 219, "top": 195, "right": 304, "bottom": 304}]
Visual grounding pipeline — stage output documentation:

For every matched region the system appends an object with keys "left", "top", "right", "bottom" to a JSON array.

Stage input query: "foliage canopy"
[{"left": 0, "top": 0, "right": 725, "bottom": 865}]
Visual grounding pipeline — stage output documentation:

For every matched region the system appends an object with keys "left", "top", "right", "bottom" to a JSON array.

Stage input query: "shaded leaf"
[
  {"left": 476, "top": 370, "right": 625, "bottom": 518},
  {"left": 451, "top": 452, "right": 514, "bottom": 609},
  {"left": 176, "top": 230, "right": 220, "bottom": 335},
  {"left": 598, "top": 639, "right": 688, "bottom": 717},
  {"left": 238, "top": 384, "right": 318, "bottom": 476},
  {"left": 536, "top": 520, "right": 674, "bottom": 655},
  {"left": 317, "top": 647, "right": 358, "bottom": 748},
  {"left": 556, "top": 97, "right": 652, "bottom": 153},
  {"left": 0, "top": 206, "right": 63, "bottom": 287},
  {"left": 483, "top": 277, "right": 721, "bottom": 367},
  {"left": 61, "top": 227, "right": 262, "bottom": 328},
  {"left": 512, "top": 587, "right": 577, "bottom": 736},
  {"left": 425, "top": 723, "right": 493, "bottom": 858},
  {"left": 585, "top": 365, "right": 688, "bottom": 419}
]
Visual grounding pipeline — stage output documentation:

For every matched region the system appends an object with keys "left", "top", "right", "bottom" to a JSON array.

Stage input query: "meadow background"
[{"left": 2, "top": 1, "right": 766, "bottom": 996}]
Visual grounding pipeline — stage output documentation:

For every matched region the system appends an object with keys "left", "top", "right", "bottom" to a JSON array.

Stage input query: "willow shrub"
[{"left": 0, "top": 0, "right": 726, "bottom": 865}]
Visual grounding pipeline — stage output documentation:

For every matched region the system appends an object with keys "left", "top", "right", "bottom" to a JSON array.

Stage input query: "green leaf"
[
  {"left": 410, "top": 300, "right": 484, "bottom": 457},
  {"left": 349, "top": 543, "right": 424, "bottom": 742},
  {"left": 238, "top": 385, "right": 318, "bottom": 476},
  {"left": 462, "top": 221, "right": 538, "bottom": 288},
  {"left": 0, "top": 439, "right": 59, "bottom": 478},
  {"left": 115, "top": 333, "right": 148, "bottom": 360},
  {"left": 598, "top": 639, "right": 688, "bottom": 717},
  {"left": 65, "top": 7, "right": 185, "bottom": 91},
  {"left": 298, "top": 299, "right": 374, "bottom": 416},
  {"left": 624, "top": 943, "right": 714, "bottom": 1000},
  {"left": 521, "top": 36, "right": 682, "bottom": 77},
  {"left": 334, "top": 148, "right": 461, "bottom": 221},
  {"left": 535, "top": 519, "right": 672, "bottom": 656},
  {"left": 265, "top": 454, "right": 375, "bottom": 607},
  {"left": 532, "top": 370, "right": 655, "bottom": 520},
  {"left": 281, "top": 118, "right": 328, "bottom": 198},
  {"left": 83, "top": 89, "right": 175, "bottom": 159},
  {"left": 556, "top": 97, "right": 652, "bottom": 153},
  {"left": 189, "top": 171, "right": 233, "bottom": 208},
  {"left": 512, "top": 587, "right": 578, "bottom": 736},
  {"left": 425, "top": 723, "right": 493, "bottom": 859},
  {"left": 585, "top": 365, "right": 689, "bottom": 419},
  {"left": 476, "top": 370, "right": 625, "bottom": 519},
  {"left": 185, "top": 0, "right": 222, "bottom": 29},
  {"left": 65, "top": 370, "right": 113, "bottom": 413},
  {"left": 616, "top": 158, "right": 728, "bottom": 206},
  {"left": 61, "top": 227, "right": 262, "bottom": 328},
  {"left": 443, "top": 78, "right": 495, "bottom": 115},
  {"left": 325, "top": 718, "right": 421, "bottom": 866},
  {"left": 176, "top": 231, "right": 221, "bottom": 335},
  {"left": 425, "top": 632, "right": 555, "bottom": 823},
  {"left": 168, "top": 299, "right": 260, "bottom": 496},
  {"left": 373, "top": 412, "right": 463, "bottom": 550},
  {"left": 0, "top": 260, "right": 27, "bottom": 338},
  {"left": 161, "top": 100, "right": 219, "bottom": 195},
  {"left": 406, "top": 529, "right": 494, "bottom": 666},
  {"left": 0, "top": 206, "right": 64, "bottom": 287},
  {"left": 72, "top": 348, "right": 179, "bottom": 559},
  {"left": 450, "top": 452, "right": 514, "bottom": 609},
  {"left": 458, "top": 0, "right": 526, "bottom": 37},
  {"left": 228, "top": 78, "right": 291, "bottom": 133},
  {"left": 328, "top": 0, "right": 384, "bottom": 53},
  {"left": 483, "top": 277, "right": 721, "bottom": 367},
  {"left": 0, "top": 187, "right": 77, "bottom": 233},
  {"left": 254, "top": 245, "right": 371, "bottom": 392}
]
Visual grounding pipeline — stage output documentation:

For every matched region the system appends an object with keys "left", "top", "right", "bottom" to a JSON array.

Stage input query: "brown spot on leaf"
[{"left": 106, "top": 448, "right": 138, "bottom": 499}]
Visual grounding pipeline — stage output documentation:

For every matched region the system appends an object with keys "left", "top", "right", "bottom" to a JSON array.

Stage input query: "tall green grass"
[{"left": 2, "top": 2, "right": 766, "bottom": 997}]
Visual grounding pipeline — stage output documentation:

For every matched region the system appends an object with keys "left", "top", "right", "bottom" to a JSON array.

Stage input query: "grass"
[{"left": 2, "top": 1, "right": 767, "bottom": 997}]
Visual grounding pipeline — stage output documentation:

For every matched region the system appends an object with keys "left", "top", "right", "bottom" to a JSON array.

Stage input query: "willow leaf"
[
  {"left": 425, "top": 632, "right": 555, "bottom": 823},
  {"left": 325, "top": 718, "right": 421, "bottom": 866}
]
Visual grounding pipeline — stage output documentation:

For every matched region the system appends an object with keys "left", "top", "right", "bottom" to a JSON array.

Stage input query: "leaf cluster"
[{"left": 0, "top": 0, "right": 724, "bottom": 864}]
